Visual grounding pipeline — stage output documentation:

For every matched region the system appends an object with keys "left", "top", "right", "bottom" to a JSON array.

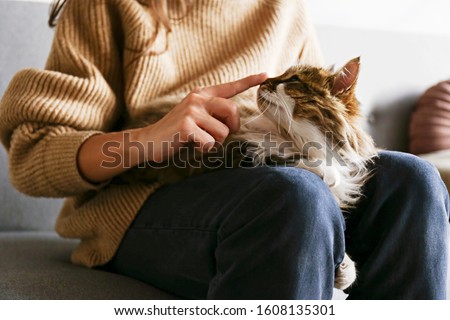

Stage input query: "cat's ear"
[{"left": 331, "top": 57, "right": 360, "bottom": 96}]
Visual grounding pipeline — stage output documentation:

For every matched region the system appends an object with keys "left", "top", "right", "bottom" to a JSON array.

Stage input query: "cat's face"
[{"left": 256, "top": 58, "right": 361, "bottom": 146}]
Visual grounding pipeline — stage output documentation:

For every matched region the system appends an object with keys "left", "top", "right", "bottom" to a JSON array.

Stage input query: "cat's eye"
[{"left": 286, "top": 75, "right": 300, "bottom": 82}]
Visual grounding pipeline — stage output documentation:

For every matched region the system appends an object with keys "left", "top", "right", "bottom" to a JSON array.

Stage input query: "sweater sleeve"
[{"left": 0, "top": 0, "right": 123, "bottom": 197}]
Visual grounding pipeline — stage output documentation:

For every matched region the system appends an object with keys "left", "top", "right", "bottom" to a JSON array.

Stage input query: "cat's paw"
[
  {"left": 334, "top": 253, "right": 357, "bottom": 290},
  {"left": 323, "top": 167, "right": 340, "bottom": 188}
]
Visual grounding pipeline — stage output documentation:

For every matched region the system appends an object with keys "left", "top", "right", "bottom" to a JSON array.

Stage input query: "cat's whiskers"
[
  {"left": 273, "top": 104, "right": 279, "bottom": 116},
  {"left": 242, "top": 91, "right": 272, "bottom": 127},
  {"left": 278, "top": 96, "right": 293, "bottom": 134},
  {"left": 271, "top": 92, "right": 293, "bottom": 135}
]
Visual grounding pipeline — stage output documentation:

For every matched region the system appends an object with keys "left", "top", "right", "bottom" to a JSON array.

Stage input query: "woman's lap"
[
  {"left": 108, "top": 166, "right": 344, "bottom": 299},
  {"left": 106, "top": 150, "right": 450, "bottom": 299}
]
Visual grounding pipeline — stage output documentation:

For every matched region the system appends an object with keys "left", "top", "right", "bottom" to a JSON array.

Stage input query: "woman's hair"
[{"left": 48, "top": 0, "right": 65, "bottom": 27}]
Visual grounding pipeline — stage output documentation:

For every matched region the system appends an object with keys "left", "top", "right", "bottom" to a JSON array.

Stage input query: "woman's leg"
[
  {"left": 106, "top": 166, "right": 345, "bottom": 299},
  {"left": 345, "top": 151, "right": 450, "bottom": 299}
]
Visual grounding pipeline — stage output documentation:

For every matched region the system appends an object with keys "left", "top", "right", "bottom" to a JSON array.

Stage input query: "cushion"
[
  {"left": 0, "top": 147, "right": 63, "bottom": 231},
  {"left": 0, "top": 231, "right": 179, "bottom": 299},
  {"left": 0, "top": 1, "right": 61, "bottom": 231},
  {"left": 410, "top": 80, "right": 450, "bottom": 154}
]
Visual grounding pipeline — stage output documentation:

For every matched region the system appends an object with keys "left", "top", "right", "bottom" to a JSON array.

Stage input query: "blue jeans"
[{"left": 106, "top": 151, "right": 450, "bottom": 299}]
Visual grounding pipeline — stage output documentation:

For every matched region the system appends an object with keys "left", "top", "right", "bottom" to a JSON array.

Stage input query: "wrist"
[{"left": 123, "top": 127, "right": 151, "bottom": 166}]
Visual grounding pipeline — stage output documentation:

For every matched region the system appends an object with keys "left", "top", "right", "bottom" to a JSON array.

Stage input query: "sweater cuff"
[{"left": 43, "top": 131, "right": 108, "bottom": 195}]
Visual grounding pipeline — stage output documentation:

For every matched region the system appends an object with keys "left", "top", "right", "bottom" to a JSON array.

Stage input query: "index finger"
[{"left": 200, "top": 73, "right": 268, "bottom": 99}]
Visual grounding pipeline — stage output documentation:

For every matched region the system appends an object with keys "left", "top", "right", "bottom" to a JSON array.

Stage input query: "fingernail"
[{"left": 258, "top": 72, "right": 268, "bottom": 80}]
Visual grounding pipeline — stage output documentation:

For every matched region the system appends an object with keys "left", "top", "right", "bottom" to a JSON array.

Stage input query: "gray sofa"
[{"left": 1, "top": 1, "right": 449, "bottom": 299}]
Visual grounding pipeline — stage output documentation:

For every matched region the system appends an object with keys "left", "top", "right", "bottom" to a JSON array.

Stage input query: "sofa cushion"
[
  {"left": 0, "top": 1, "right": 53, "bottom": 96},
  {"left": 0, "top": 147, "right": 62, "bottom": 231},
  {"left": 0, "top": 231, "right": 179, "bottom": 299},
  {"left": 0, "top": 1, "right": 63, "bottom": 231},
  {"left": 410, "top": 80, "right": 450, "bottom": 155}
]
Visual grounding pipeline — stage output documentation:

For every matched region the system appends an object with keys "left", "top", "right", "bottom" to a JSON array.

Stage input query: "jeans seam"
[{"left": 130, "top": 226, "right": 218, "bottom": 233}]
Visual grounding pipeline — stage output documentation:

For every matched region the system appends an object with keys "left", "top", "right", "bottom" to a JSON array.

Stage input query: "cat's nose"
[
  {"left": 259, "top": 78, "right": 278, "bottom": 92},
  {"left": 260, "top": 78, "right": 275, "bottom": 89},
  {"left": 261, "top": 78, "right": 273, "bottom": 86}
]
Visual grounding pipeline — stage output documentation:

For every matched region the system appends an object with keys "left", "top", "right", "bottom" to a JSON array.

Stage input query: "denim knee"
[
  {"left": 216, "top": 166, "right": 346, "bottom": 259},
  {"left": 263, "top": 167, "right": 337, "bottom": 203},
  {"left": 257, "top": 167, "right": 345, "bottom": 236},
  {"left": 378, "top": 151, "right": 450, "bottom": 222}
]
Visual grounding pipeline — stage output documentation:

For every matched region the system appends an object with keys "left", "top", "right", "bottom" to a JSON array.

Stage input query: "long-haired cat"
[{"left": 121, "top": 57, "right": 378, "bottom": 290}]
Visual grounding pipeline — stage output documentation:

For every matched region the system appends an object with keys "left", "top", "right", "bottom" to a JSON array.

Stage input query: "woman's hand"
[
  {"left": 77, "top": 73, "right": 268, "bottom": 183},
  {"left": 138, "top": 73, "right": 268, "bottom": 162}
]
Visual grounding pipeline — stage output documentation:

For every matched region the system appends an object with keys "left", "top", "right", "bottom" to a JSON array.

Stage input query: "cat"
[
  {"left": 252, "top": 57, "right": 377, "bottom": 208},
  {"left": 120, "top": 57, "right": 378, "bottom": 290}
]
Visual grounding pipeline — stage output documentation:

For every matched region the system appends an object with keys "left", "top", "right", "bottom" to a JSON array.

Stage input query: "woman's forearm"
[{"left": 77, "top": 128, "right": 147, "bottom": 183}]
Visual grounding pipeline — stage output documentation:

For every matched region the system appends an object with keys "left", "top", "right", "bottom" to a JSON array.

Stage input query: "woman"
[{"left": 0, "top": 0, "right": 448, "bottom": 299}]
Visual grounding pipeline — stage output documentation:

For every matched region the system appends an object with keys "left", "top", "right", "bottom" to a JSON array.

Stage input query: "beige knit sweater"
[{"left": 0, "top": 0, "right": 322, "bottom": 267}]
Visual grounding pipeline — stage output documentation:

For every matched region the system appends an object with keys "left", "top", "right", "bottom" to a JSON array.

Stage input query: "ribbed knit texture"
[{"left": 0, "top": 0, "right": 322, "bottom": 267}]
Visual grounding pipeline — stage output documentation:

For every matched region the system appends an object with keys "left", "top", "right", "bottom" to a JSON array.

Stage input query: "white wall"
[
  {"left": 1, "top": 0, "right": 51, "bottom": 2},
  {"left": 5, "top": 0, "right": 450, "bottom": 37},
  {"left": 305, "top": 0, "right": 450, "bottom": 36}
]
